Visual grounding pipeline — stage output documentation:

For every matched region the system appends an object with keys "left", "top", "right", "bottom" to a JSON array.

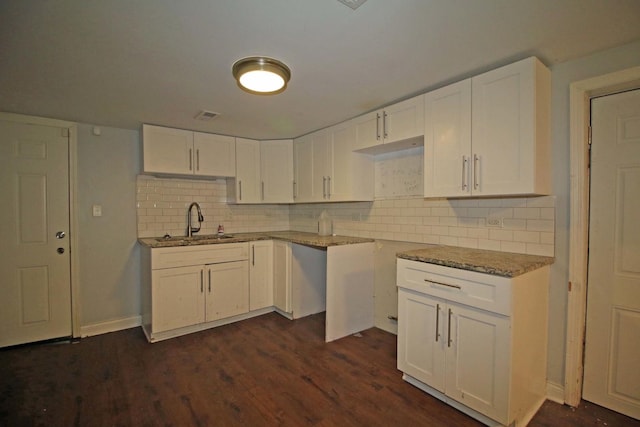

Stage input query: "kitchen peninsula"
[{"left": 139, "top": 231, "right": 374, "bottom": 343}]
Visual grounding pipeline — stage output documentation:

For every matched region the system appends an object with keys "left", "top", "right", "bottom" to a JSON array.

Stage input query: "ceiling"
[{"left": 1, "top": 1, "right": 640, "bottom": 140}]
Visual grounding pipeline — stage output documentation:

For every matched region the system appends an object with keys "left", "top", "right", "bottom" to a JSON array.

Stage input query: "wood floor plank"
[{"left": 1, "top": 312, "right": 639, "bottom": 426}]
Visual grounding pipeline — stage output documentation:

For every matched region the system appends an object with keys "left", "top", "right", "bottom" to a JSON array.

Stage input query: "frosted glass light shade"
[{"left": 232, "top": 57, "right": 291, "bottom": 95}]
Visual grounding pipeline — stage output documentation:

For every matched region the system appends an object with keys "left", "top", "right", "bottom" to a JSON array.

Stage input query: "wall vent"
[
  {"left": 337, "top": 0, "right": 368, "bottom": 10},
  {"left": 194, "top": 110, "right": 219, "bottom": 121}
]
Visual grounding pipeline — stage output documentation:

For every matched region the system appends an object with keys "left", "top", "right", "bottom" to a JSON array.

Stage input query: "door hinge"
[
  {"left": 568, "top": 281, "right": 572, "bottom": 292},
  {"left": 587, "top": 126, "right": 592, "bottom": 145}
]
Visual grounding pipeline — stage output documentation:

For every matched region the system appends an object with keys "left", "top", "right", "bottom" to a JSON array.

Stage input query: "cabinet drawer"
[
  {"left": 397, "top": 258, "right": 511, "bottom": 315},
  {"left": 152, "top": 243, "right": 249, "bottom": 269}
]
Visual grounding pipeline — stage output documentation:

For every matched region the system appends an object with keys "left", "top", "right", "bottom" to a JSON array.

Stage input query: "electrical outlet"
[{"left": 487, "top": 217, "right": 503, "bottom": 227}]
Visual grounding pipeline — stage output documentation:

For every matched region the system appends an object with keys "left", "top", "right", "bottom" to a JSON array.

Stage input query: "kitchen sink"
[{"left": 155, "top": 234, "right": 235, "bottom": 243}]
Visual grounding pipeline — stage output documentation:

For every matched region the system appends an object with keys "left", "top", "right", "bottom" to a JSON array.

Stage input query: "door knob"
[
  {"left": 56, "top": 231, "right": 66, "bottom": 239},
  {"left": 57, "top": 248, "right": 65, "bottom": 254}
]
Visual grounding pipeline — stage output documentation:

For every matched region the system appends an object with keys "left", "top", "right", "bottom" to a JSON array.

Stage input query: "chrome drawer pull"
[
  {"left": 424, "top": 279, "right": 462, "bottom": 290},
  {"left": 435, "top": 303, "right": 440, "bottom": 342},
  {"left": 447, "top": 308, "right": 453, "bottom": 347}
]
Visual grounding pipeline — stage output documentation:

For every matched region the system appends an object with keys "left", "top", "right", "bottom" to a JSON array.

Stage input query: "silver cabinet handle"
[
  {"left": 473, "top": 154, "right": 479, "bottom": 190},
  {"left": 447, "top": 308, "right": 453, "bottom": 347},
  {"left": 322, "top": 176, "right": 327, "bottom": 198},
  {"left": 327, "top": 176, "right": 331, "bottom": 198},
  {"left": 261, "top": 181, "right": 265, "bottom": 200},
  {"left": 424, "top": 279, "right": 462, "bottom": 289},
  {"left": 239, "top": 181, "right": 242, "bottom": 201},
  {"left": 435, "top": 303, "right": 440, "bottom": 342},
  {"left": 208, "top": 270, "right": 211, "bottom": 293},
  {"left": 200, "top": 270, "right": 204, "bottom": 293},
  {"left": 196, "top": 149, "right": 200, "bottom": 171},
  {"left": 462, "top": 156, "right": 468, "bottom": 190},
  {"left": 252, "top": 244, "right": 255, "bottom": 266},
  {"left": 293, "top": 181, "right": 297, "bottom": 199},
  {"left": 189, "top": 148, "right": 193, "bottom": 171},
  {"left": 376, "top": 113, "right": 381, "bottom": 140},
  {"left": 383, "top": 111, "right": 388, "bottom": 139}
]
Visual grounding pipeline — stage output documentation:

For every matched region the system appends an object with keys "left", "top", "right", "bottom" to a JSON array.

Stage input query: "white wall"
[
  {"left": 546, "top": 39, "right": 640, "bottom": 387},
  {"left": 77, "top": 124, "right": 141, "bottom": 330}
]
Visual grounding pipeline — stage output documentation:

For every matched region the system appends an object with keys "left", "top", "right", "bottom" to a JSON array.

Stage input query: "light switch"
[{"left": 92, "top": 205, "right": 102, "bottom": 217}]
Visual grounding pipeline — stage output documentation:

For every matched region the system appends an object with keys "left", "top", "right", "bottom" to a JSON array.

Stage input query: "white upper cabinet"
[
  {"left": 353, "top": 94, "right": 424, "bottom": 153},
  {"left": 471, "top": 57, "right": 550, "bottom": 196},
  {"left": 230, "top": 138, "right": 262, "bottom": 203},
  {"left": 293, "top": 129, "right": 328, "bottom": 202},
  {"left": 327, "top": 120, "right": 374, "bottom": 201},
  {"left": 293, "top": 131, "right": 317, "bottom": 203},
  {"left": 423, "top": 57, "right": 551, "bottom": 198},
  {"left": 193, "top": 132, "right": 236, "bottom": 177},
  {"left": 142, "top": 124, "right": 236, "bottom": 177},
  {"left": 293, "top": 124, "right": 373, "bottom": 203},
  {"left": 228, "top": 138, "right": 293, "bottom": 204},
  {"left": 423, "top": 79, "right": 472, "bottom": 197},
  {"left": 261, "top": 139, "right": 294, "bottom": 203}
]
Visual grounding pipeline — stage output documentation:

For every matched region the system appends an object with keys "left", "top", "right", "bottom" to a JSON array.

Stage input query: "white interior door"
[
  {"left": 0, "top": 120, "right": 72, "bottom": 347},
  {"left": 583, "top": 88, "right": 640, "bottom": 419}
]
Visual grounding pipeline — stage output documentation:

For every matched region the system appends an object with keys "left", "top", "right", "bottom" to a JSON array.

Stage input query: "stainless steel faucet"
[{"left": 186, "top": 202, "right": 204, "bottom": 237}]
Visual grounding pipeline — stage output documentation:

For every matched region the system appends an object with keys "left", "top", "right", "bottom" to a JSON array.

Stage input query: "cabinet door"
[
  {"left": 249, "top": 241, "right": 273, "bottom": 311},
  {"left": 261, "top": 140, "right": 294, "bottom": 203},
  {"left": 352, "top": 111, "right": 381, "bottom": 151},
  {"left": 445, "top": 302, "right": 510, "bottom": 424},
  {"left": 326, "top": 121, "right": 354, "bottom": 201},
  {"left": 273, "top": 240, "right": 291, "bottom": 313},
  {"left": 143, "top": 124, "right": 193, "bottom": 175},
  {"left": 383, "top": 95, "right": 424, "bottom": 144},
  {"left": 397, "top": 289, "right": 446, "bottom": 392},
  {"left": 471, "top": 57, "right": 548, "bottom": 196},
  {"left": 293, "top": 134, "right": 314, "bottom": 202},
  {"left": 193, "top": 132, "right": 236, "bottom": 177},
  {"left": 312, "top": 130, "right": 330, "bottom": 201},
  {"left": 424, "top": 80, "right": 472, "bottom": 198},
  {"left": 151, "top": 265, "right": 205, "bottom": 333},
  {"left": 206, "top": 261, "right": 249, "bottom": 321},
  {"left": 234, "top": 138, "right": 261, "bottom": 203}
]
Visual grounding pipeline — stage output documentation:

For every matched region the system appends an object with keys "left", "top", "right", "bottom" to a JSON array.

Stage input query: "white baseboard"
[
  {"left": 546, "top": 380, "right": 565, "bottom": 404},
  {"left": 80, "top": 315, "right": 142, "bottom": 338}
]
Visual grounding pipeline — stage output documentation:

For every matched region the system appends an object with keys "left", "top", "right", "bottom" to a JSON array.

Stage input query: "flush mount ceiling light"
[{"left": 232, "top": 57, "right": 291, "bottom": 95}]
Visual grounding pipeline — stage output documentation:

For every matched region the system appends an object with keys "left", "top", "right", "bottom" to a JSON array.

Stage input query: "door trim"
[
  {"left": 0, "top": 112, "right": 80, "bottom": 339},
  {"left": 566, "top": 67, "right": 640, "bottom": 406}
]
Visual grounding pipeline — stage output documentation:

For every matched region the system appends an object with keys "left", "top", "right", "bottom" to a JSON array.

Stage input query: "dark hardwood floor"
[{"left": 1, "top": 312, "right": 638, "bottom": 426}]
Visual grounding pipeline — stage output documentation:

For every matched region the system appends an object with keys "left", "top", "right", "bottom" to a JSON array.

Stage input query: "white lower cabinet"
[
  {"left": 249, "top": 240, "right": 274, "bottom": 311},
  {"left": 397, "top": 258, "right": 549, "bottom": 427},
  {"left": 273, "top": 240, "right": 292, "bottom": 314},
  {"left": 207, "top": 260, "right": 249, "bottom": 321},
  {"left": 151, "top": 260, "right": 249, "bottom": 334},
  {"left": 142, "top": 243, "right": 251, "bottom": 341},
  {"left": 152, "top": 265, "right": 206, "bottom": 333}
]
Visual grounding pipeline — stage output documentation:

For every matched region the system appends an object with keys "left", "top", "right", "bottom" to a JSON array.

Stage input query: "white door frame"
[
  {"left": 0, "top": 112, "right": 81, "bottom": 340},
  {"left": 565, "top": 66, "right": 640, "bottom": 406}
]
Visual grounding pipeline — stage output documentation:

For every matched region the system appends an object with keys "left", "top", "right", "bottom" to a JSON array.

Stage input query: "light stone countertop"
[
  {"left": 138, "top": 231, "right": 374, "bottom": 249},
  {"left": 397, "top": 246, "right": 554, "bottom": 278}
]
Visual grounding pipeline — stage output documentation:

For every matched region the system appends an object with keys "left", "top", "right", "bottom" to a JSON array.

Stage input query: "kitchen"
[{"left": 1, "top": 1, "right": 640, "bottom": 426}]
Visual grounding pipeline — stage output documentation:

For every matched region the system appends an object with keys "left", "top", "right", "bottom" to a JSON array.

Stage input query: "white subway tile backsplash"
[
  {"left": 527, "top": 219, "right": 555, "bottom": 232},
  {"left": 501, "top": 241, "right": 527, "bottom": 253},
  {"left": 513, "top": 230, "right": 540, "bottom": 243},
  {"left": 489, "top": 229, "right": 513, "bottom": 241},
  {"left": 136, "top": 175, "right": 555, "bottom": 257}
]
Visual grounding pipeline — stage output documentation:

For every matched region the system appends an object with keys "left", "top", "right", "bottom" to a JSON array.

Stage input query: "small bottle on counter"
[{"left": 217, "top": 224, "right": 224, "bottom": 236}]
